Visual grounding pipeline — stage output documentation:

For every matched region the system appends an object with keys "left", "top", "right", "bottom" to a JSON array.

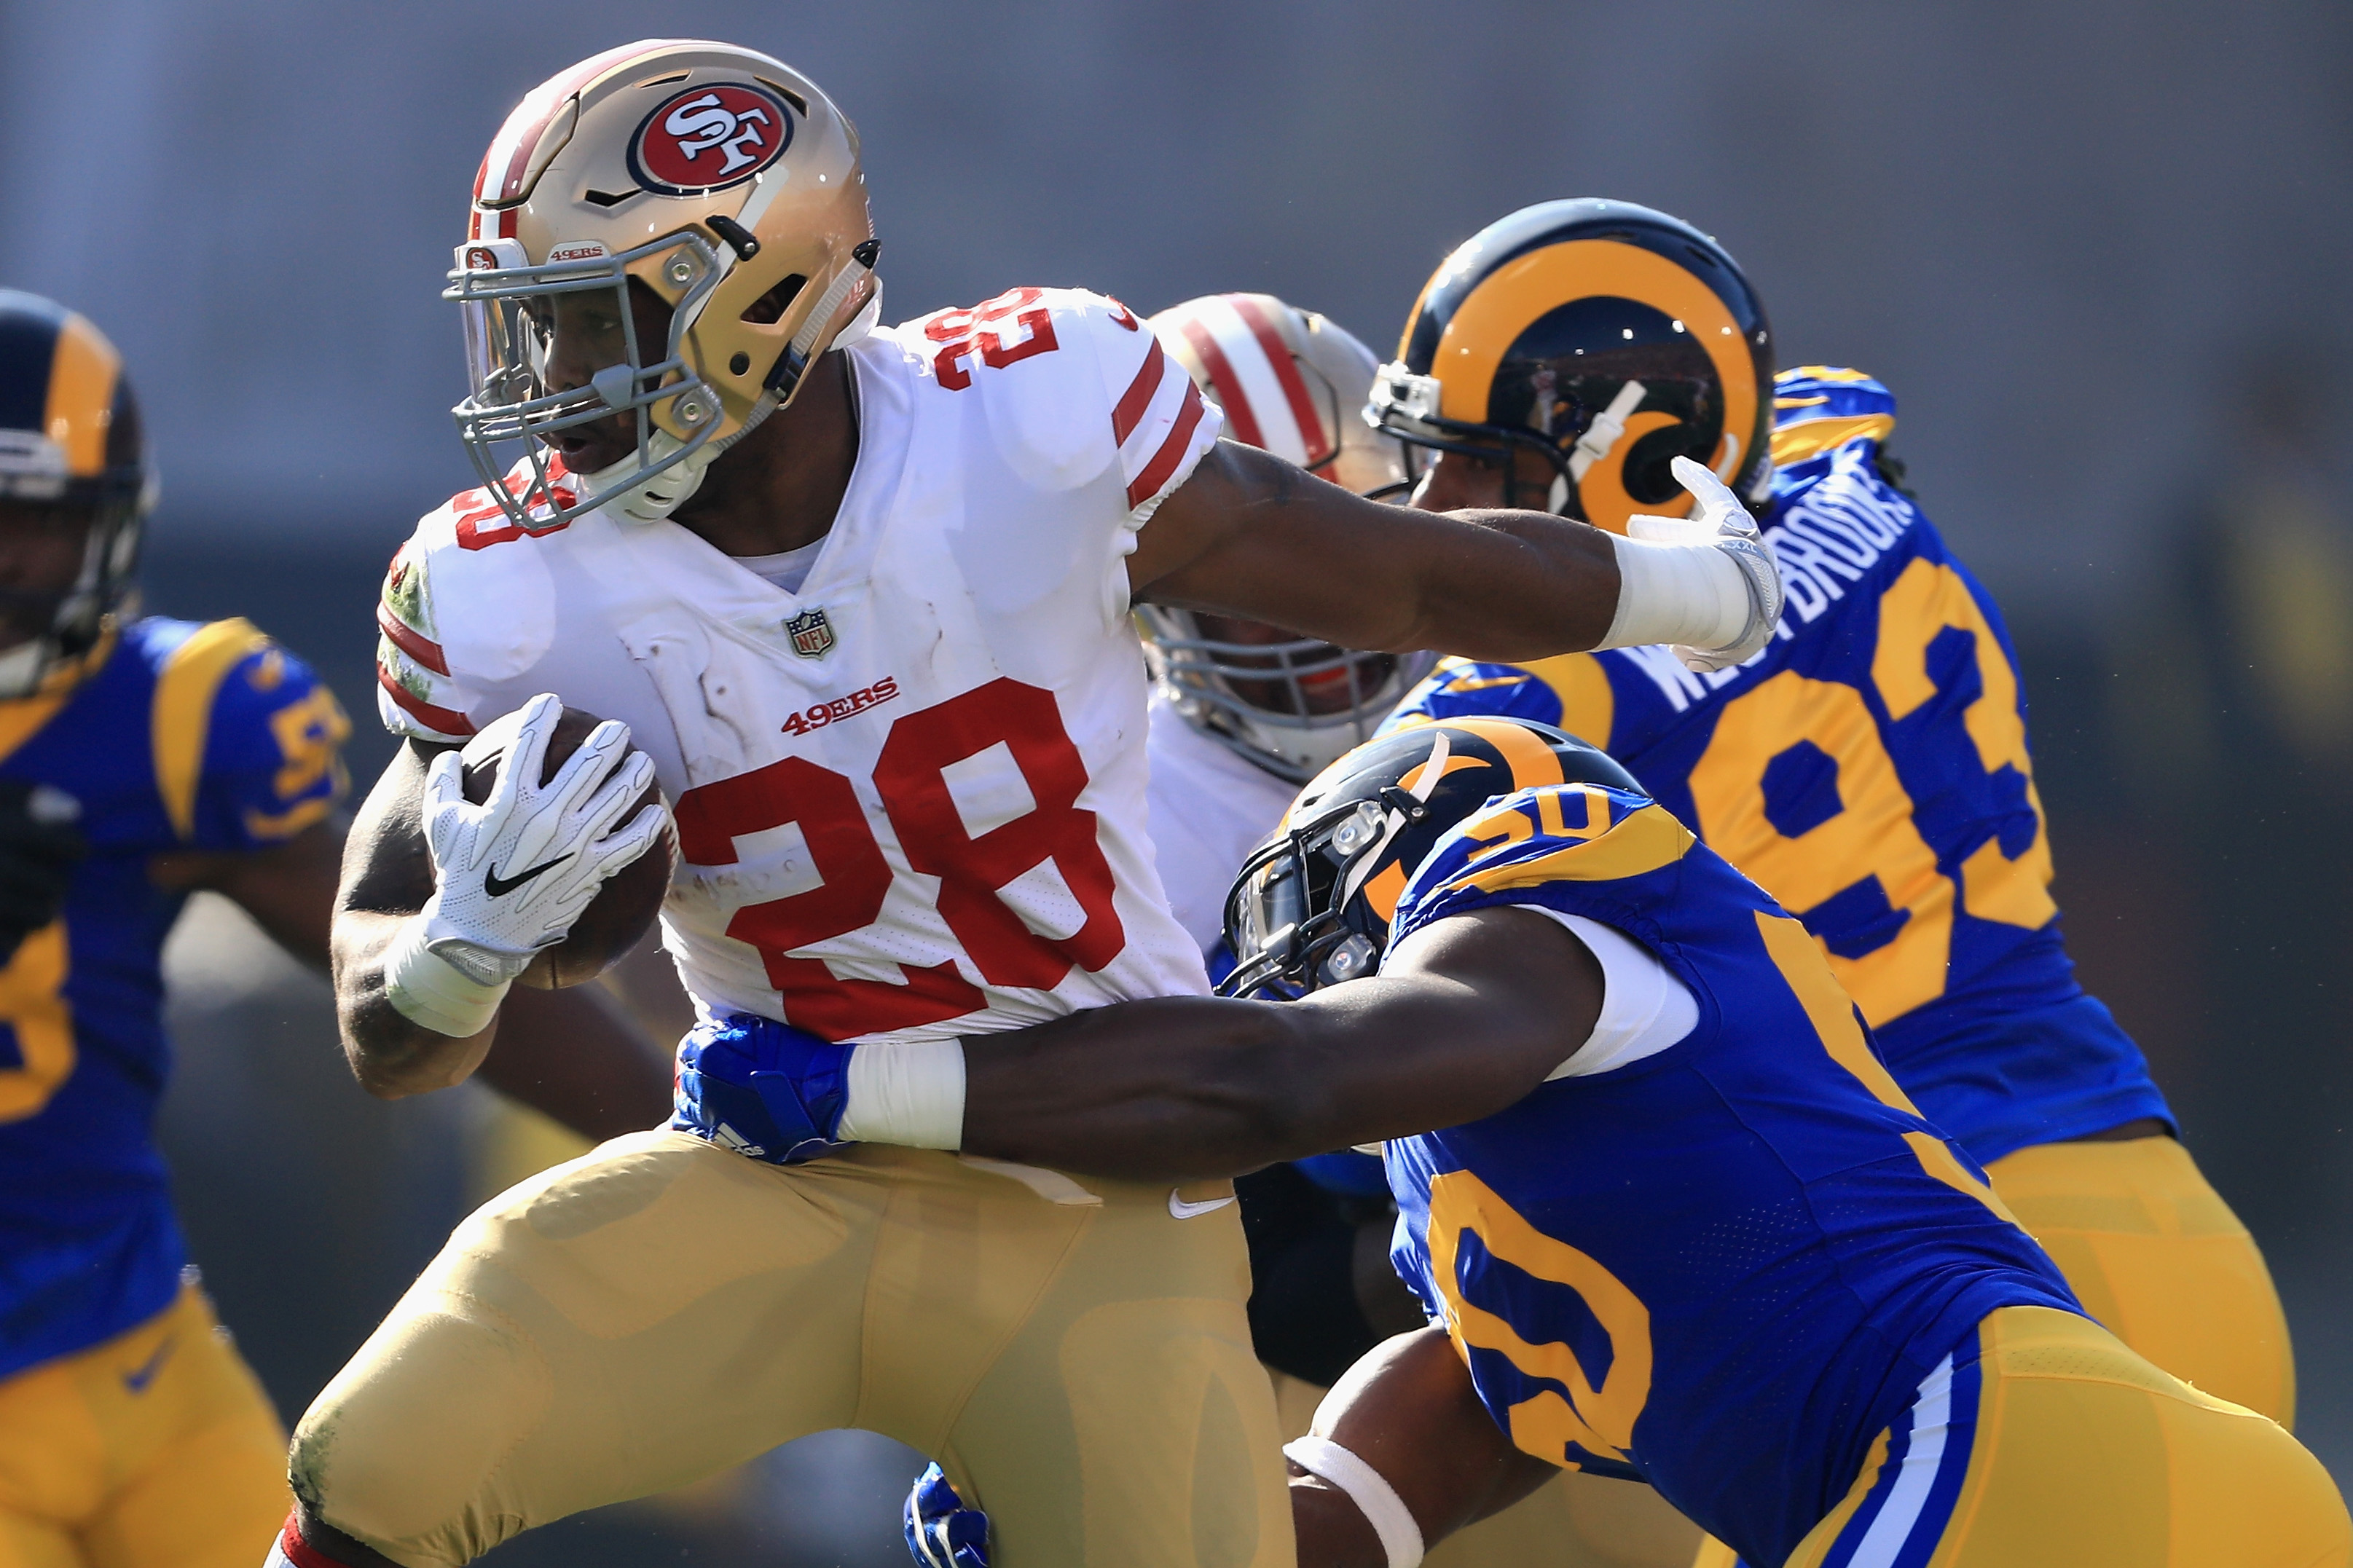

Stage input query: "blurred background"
[{"left": 4, "top": 0, "right": 2351, "bottom": 1559}]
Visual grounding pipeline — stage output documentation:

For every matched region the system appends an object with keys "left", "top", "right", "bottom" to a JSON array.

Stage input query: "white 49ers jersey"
[{"left": 376, "top": 288, "right": 1222, "bottom": 1042}]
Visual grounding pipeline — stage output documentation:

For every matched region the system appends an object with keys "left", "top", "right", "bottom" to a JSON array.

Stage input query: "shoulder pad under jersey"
[
  {"left": 897, "top": 287, "right": 1222, "bottom": 516},
  {"left": 374, "top": 476, "right": 562, "bottom": 741}
]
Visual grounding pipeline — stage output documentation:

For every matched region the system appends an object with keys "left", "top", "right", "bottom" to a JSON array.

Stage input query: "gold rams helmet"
[
  {"left": 0, "top": 291, "right": 151, "bottom": 697},
  {"left": 1139, "top": 293, "right": 1431, "bottom": 783},
  {"left": 1370, "top": 200, "right": 1773, "bottom": 531},
  {"left": 449, "top": 40, "right": 878, "bottom": 529}
]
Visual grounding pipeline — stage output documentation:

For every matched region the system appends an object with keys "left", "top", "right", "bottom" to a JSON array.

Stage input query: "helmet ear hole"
[{"left": 742, "top": 274, "right": 807, "bottom": 326}]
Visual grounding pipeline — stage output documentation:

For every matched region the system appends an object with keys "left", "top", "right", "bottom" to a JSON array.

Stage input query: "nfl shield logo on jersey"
[{"left": 786, "top": 608, "right": 835, "bottom": 658}]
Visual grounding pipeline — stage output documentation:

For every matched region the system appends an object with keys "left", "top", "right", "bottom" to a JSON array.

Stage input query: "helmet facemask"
[
  {"left": 1138, "top": 605, "right": 1437, "bottom": 784},
  {"left": 449, "top": 232, "right": 728, "bottom": 532}
]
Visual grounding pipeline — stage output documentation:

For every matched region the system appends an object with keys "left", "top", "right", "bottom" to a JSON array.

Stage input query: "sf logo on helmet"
[{"left": 629, "top": 83, "right": 796, "bottom": 196}]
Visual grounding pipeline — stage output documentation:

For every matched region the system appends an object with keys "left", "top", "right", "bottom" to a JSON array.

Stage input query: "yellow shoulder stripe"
[
  {"left": 1453, "top": 801, "right": 1694, "bottom": 894},
  {"left": 1771, "top": 413, "right": 1895, "bottom": 469},
  {"left": 154, "top": 618, "right": 273, "bottom": 841}
]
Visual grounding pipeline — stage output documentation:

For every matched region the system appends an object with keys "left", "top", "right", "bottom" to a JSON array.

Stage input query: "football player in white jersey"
[
  {"left": 1139, "top": 295, "right": 1701, "bottom": 1568},
  {"left": 275, "top": 40, "right": 1783, "bottom": 1568}
]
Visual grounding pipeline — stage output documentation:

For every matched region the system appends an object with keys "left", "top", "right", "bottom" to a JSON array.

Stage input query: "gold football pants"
[
  {"left": 1695, "top": 1134, "right": 2306, "bottom": 1567},
  {"left": 291, "top": 1131, "right": 1291, "bottom": 1568},
  {"left": 1271, "top": 1370, "right": 1701, "bottom": 1568},
  {"left": 1783, "top": 1305, "right": 2345, "bottom": 1567},
  {"left": 0, "top": 1283, "right": 288, "bottom": 1568},
  {"left": 1984, "top": 1132, "right": 2293, "bottom": 1425}
]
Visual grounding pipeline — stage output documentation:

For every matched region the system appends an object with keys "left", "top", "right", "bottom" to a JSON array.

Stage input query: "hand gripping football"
[{"left": 457, "top": 704, "right": 675, "bottom": 988}]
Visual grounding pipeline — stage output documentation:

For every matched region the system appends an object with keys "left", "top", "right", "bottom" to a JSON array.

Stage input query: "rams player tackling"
[{"left": 279, "top": 39, "right": 1783, "bottom": 1568}]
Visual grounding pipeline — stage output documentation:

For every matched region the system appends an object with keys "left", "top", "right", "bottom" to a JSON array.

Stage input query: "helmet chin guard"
[{"left": 446, "top": 40, "right": 879, "bottom": 532}]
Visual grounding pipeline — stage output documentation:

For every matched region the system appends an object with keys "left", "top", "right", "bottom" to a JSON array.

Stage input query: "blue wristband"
[{"left": 672, "top": 1013, "right": 856, "bottom": 1165}]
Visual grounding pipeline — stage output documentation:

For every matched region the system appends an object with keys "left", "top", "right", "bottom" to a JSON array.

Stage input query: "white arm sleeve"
[{"left": 1523, "top": 908, "right": 1700, "bottom": 1079}]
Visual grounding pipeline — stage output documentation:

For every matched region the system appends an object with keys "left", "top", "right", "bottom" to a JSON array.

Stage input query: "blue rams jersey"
[
  {"left": 1383, "top": 368, "right": 2170, "bottom": 1162},
  {"left": 0, "top": 618, "right": 349, "bottom": 1381},
  {"left": 1380, "top": 781, "right": 2078, "bottom": 1567}
]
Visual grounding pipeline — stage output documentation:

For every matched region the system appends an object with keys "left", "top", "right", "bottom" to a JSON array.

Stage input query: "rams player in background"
[
  {"left": 1140, "top": 291, "right": 1697, "bottom": 1568},
  {"left": 900, "top": 717, "right": 2346, "bottom": 1567},
  {"left": 1370, "top": 200, "right": 2294, "bottom": 1555},
  {"left": 0, "top": 291, "right": 669, "bottom": 1568}
]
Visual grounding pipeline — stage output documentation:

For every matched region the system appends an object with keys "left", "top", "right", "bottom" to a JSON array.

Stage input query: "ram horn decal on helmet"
[
  {"left": 1369, "top": 198, "right": 1774, "bottom": 532},
  {"left": 444, "top": 40, "right": 879, "bottom": 531}
]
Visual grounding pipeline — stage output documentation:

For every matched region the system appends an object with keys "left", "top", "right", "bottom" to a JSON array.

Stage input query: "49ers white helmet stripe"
[
  {"left": 1168, "top": 293, "right": 1327, "bottom": 470},
  {"left": 468, "top": 40, "right": 673, "bottom": 240}
]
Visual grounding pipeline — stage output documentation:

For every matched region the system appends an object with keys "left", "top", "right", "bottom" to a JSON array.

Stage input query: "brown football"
[{"left": 460, "top": 705, "right": 674, "bottom": 989}]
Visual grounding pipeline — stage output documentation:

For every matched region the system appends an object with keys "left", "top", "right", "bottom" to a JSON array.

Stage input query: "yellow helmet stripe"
[
  {"left": 1435, "top": 717, "right": 1568, "bottom": 792},
  {"left": 1434, "top": 239, "right": 1756, "bottom": 471},
  {"left": 43, "top": 314, "right": 120, "bottom": 478}
]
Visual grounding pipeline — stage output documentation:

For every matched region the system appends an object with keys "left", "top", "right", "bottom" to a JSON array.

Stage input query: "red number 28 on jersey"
[{"left": 671, "top": 679, "right": 1127, "bottom": 1041}]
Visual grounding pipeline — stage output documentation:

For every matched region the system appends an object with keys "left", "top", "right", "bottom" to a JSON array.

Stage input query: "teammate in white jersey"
[{"left": 278, "top": 40, "right": 1784, "bottom": 1568}]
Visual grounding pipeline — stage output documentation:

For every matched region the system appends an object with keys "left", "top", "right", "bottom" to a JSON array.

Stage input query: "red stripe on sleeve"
[
  {"left": 1111, "top": 339, "right": 1168, "bottom": 446},
  {"left": 1126, "top": 382, "right": 1209, "bottom": 510},
  {"left": 1176, "top": 315, "right": 1265, "bottom": 449},
  {"left": 1227, "top": 293, "right": 1331, "bottom": 469},
  {"left": 375, "top": 602, "right": 449, "bottom": 676},
  {"left": 374, "top": 662, "right": 476, "bottom": 738},
  {"left": 277, "top": 1516, "right": 355, "bottom": 1568}
]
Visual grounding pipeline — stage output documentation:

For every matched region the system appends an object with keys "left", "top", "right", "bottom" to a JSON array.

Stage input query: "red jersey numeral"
[
  {"left": 925, "top": 288, "right": 1061, "bottom": 391},
  {"left": 673, "top": 679, "right": 1127, "bottom": 1039}
]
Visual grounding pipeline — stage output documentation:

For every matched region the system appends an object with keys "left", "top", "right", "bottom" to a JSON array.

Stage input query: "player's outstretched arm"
[
  {"left": 1289, "top": 1327, "right": 1560, "bottom": 1568},
  {"left": 1132, "top": 443, "right": 1781, "bottom": 673},
  {"left": 956, "top": 905, "right": 1600, "bottom": 1182}
]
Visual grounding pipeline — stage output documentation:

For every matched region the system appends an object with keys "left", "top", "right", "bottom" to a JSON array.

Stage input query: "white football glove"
[
  {"left": 1624, "top": 455, "right": 1786, "bottom": 673},
  {"left": 417, "top": 693, "right": 667, "bottom": 985}
]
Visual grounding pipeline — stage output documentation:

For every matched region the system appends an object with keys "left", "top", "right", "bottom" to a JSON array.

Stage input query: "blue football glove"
[
  {"left": 905, "top": 1462, "right": 991, "bottom": 1568},
  {"left": 671, "top": 1013, "right": 856, "bottom": 1165}
]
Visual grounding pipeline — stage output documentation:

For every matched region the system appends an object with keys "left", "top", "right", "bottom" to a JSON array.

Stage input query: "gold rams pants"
[
  {"left": 290, "top": 1131, "right": 1290, "bottom": 1568},
  {"left": 1697, "top": 1132, "right": 2307, "bottom": 1568},
  {"left": 0, "top": 1283, "right": 287, "bottom": 1568},
  {"left": 1985, "top": 1132, "right": 2293, "bottom": 1425},
  {"left": 1783, "top": 1306, "right": 2344, "bottom": 1567}
]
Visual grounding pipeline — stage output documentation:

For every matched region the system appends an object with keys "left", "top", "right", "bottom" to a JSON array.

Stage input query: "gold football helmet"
[
  {"left": 1370, "top": 199, "right": 1773, "bottom": 532},
  {"left": 448, "top": 39, "right": 879, "bottom": 528}
]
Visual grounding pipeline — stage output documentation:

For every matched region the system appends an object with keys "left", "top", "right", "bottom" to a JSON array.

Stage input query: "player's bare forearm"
[
  {"left": 330, "top": 738, "right": 495, "bottom": 1097},
  {"left": 151, "top": 819, "right": 347, "bottom": 966},
  {"left": 1292, "top": 1328, "right": 1560, "bottom": 1567},
  {"left": 959, "top": 907, "right": 1595, "bottom": 1181},
  {"left": 484, "top": 982, "right": 673, "bottom": 1140},
  {"left": 1131, "top": 441, "right": 1621, "bottom": 660}
]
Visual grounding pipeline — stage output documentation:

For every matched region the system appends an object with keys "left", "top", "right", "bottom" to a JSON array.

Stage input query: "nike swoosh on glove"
[
  {"left": 905, "top": 1462, "right": 991, "bottom": 1568},
  {"left": 672, "top": 1013, "right": 856, "bottom": 1165},
  {"left": 1628, "top": 454, "right": 1786, "bottom": 673},
  {"left": 418, "top": 693, "right": 667, "bottom": 984},
  {"left": 0, "top": 781, "right": 82, "bottom": 967}
]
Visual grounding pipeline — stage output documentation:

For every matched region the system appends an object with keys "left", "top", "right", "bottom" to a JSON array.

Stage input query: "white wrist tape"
[
  {"left": 1285, "top": 1435, "right": 1425, "bottom": 1568},
  {"left": 1600, "top": 531, "right": 1751, "bottom": 653},
  {"left": 836, "top": 1039, "right": 967, "bottom": 1149},
  {"left": 381, "top": 916, "right": 511, "bottom": 1039}
]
